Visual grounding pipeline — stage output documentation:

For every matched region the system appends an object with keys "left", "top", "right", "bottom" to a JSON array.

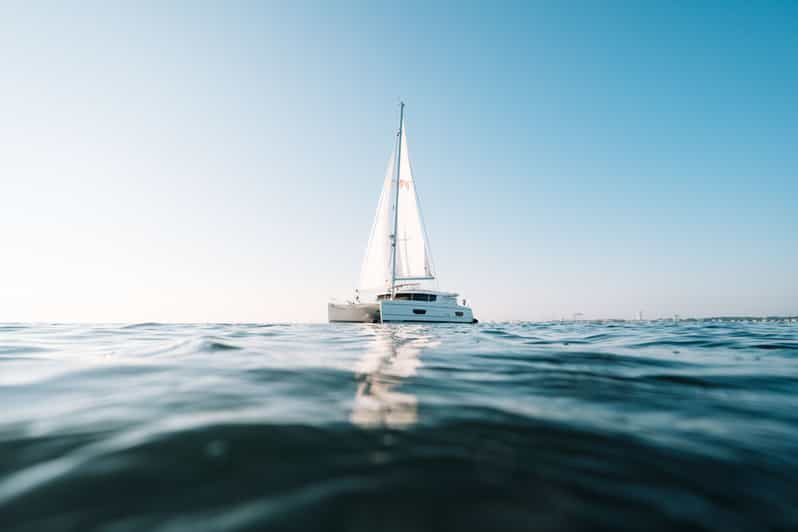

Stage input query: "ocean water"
[{"left": 1, "top": 321, "right": 797, "bottom": 531}]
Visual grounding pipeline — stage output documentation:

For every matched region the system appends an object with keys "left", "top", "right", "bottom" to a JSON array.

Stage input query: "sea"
[{"left": 1, "top": 320, "right": 797, "bottom": 531}]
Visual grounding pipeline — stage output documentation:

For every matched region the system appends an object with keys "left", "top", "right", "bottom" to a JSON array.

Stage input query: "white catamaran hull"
[
  {"left": 328, "top": 303, "right": 381, "bottom": 323},
  {"left": 379, "top": 300, "right": 474, "bottom": 323},
  {"left": 328, "top": 300, "right": 474, "bottom": 323}
]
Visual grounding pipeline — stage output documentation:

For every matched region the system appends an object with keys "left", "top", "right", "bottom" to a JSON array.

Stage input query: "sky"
[{"left": 1, "top": 1, "right": 796, "bottom": 322}]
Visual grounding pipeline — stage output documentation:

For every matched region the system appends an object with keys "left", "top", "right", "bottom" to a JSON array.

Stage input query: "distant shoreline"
[{"left": 554, "top": 316, "right": 798, "bottom": 323}]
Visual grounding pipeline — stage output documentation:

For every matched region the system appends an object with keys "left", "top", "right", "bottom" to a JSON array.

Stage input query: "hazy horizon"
[{"left": 2, "top": 1, "right": 796, "bottom": 323}]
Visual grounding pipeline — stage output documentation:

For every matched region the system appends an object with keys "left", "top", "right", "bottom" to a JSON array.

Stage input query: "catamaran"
[{"left": 328, "top": 103, "right": 476, "bottom": 324}]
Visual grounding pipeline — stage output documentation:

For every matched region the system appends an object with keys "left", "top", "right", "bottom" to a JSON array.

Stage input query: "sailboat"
[{"left": 328, "top": 103, "right": 476, "bottom": 324}]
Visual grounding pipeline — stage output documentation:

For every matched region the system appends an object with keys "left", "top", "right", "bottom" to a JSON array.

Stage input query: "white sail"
[
  {"left": 359, "top": 117, "right": 434, "bottom": 292},
  {"left": 394, "top": 125, "right": 434, "bottom": 281},
  {"left": 359, "top": 150, "right": 395, "bottom": 291}
]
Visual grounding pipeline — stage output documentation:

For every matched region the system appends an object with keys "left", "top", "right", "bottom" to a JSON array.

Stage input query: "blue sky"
[{"left": 1, "top": 1, "right": 796, "bottom": 322}]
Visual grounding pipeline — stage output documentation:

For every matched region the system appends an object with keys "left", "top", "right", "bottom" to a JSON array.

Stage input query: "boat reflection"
[{"left": 350, "top": 326, "right": 435, "bottom": 429}]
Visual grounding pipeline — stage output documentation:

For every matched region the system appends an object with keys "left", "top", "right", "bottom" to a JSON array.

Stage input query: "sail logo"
[{"left": 399, "top": 179, "right": 412, "bottom": 190}]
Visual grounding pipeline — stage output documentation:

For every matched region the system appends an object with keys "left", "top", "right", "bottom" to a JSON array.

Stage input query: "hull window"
[
  {"left": 455, "top": 311, "right": 464, "bottom": 317},
  {"left": 377, "top": 293, "right": 437, "bottom": 303},
  {"left": 413, "top": 309, "right": 427, "bottom": 315}
]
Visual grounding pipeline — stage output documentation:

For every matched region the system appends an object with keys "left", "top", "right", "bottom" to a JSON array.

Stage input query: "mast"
[{"left": 389, "top": 101, "right": 404, "bottom": 298}]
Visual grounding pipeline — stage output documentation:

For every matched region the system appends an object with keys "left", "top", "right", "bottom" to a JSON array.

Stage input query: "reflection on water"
[{"left": 350, "top": 326, "right": 434, "bottom": 428}]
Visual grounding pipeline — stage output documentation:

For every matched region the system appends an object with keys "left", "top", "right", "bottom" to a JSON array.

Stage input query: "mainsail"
[{"left": 359, "top": 118, "right": 434, "bottom": 292}]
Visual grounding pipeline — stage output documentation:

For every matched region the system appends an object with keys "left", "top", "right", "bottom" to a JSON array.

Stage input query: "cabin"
[{"left": 376, "top": 291, "right": 458, "bottom": 305}]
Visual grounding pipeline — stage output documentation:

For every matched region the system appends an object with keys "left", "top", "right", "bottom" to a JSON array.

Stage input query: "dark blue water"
[{"left": 1, "top": 321, "right": 797, "bottom": 531}]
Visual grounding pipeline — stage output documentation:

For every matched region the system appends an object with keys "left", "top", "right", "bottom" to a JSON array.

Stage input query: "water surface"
[{"left": 1, "top": 321, "right": 797, "bottom": 531}]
